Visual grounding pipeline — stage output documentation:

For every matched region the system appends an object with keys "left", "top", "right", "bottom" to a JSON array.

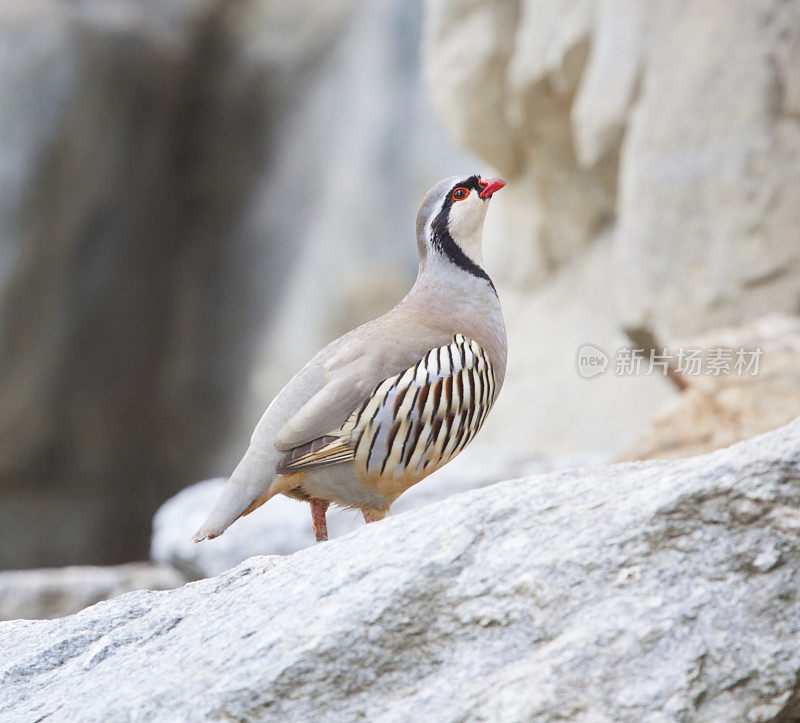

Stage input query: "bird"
[{"left": 193, "top": 174, "right": 507, "bottom": 544}]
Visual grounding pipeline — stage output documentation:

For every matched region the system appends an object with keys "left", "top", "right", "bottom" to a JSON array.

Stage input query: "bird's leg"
[
  {"left": 362, "top": 508, "right": 386, "bottom": 525},
  {"left": 310, "top": 498, "right": 330, "bottom": 542}
]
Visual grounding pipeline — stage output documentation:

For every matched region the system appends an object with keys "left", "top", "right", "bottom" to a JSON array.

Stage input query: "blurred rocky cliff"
[
  {"left": 0, "top": 0, "right": 469, "bottom": 568},
  {"left": 2, "top": 0, "right": 800, "bottom": 570}
]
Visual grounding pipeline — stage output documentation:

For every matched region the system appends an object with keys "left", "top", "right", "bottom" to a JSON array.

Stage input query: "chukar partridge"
[{"left": 193, "top": 174, "right": 507, "bottom": 543}]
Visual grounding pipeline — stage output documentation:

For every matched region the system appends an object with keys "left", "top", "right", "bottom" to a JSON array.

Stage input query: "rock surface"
[
  {"left": 151, "top": 446, "right": 599, "bottom": 579},
  {"left": 0, "top": 563, "right": 185, "bottom": 622},
  {"left": 625, "top": 314, "right": 800, "bottom": 461},
  {"left": 615, "top": 0, "right": 800, "bottom": 340},
  {"left": 3, "top": 420, "right": 800, "bottom": 721}
]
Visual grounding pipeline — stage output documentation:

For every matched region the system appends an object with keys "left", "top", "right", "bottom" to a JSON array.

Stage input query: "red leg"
[{"left": 310, "top": 498, "right": 330, "bottom": 542}]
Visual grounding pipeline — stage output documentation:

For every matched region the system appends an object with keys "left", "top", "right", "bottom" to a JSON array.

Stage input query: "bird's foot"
[
  {"left": 361, "top": 508, "right": 386, "bottom": 525},
  {"left": 310, "top": 498, "right": 330, "bottom": 542}
]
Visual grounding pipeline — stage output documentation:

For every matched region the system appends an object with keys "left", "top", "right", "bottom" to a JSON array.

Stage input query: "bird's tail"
[{"left": 192, "top": 446, "right": 278, "bottom": 542}]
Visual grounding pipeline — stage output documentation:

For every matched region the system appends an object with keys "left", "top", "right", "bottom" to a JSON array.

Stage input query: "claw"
[{"left": 361, "top": 508, "right": 386, "bottom": 525}]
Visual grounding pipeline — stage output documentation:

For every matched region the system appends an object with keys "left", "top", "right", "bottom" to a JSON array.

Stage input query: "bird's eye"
[{"left": 452, "top": 187, "right": 469, "bottom": 201}]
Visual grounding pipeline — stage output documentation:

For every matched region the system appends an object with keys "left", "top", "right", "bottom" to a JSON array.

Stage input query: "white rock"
[
  {"left": 571, "top": 0, "right": 648, "bottom": 167},
  {"left": 751, "top": 545, "right": 781, "bottom": 573},
  {"left": 0, "top": 563, "right": 185, "bottom": 622},
  {"left": 3, "top": 420, "right": 800, "bottom": 720}
]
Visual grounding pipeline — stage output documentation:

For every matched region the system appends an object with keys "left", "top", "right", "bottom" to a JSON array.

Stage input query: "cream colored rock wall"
[
  {"left": 615, "top": 0, "right": 800, "bottom": 339},
  {"left": 422, "top": 0, "right": 800, "bottom": 454}
]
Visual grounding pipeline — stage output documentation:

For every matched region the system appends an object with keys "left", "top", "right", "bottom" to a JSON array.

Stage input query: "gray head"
[{"left": 415, "top": 174, "right": 505, "bottom": 284}]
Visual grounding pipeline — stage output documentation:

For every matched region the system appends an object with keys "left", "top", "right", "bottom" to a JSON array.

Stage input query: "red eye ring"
[{"left": 452, "top": 187, "right": 469, "bottom": 201}]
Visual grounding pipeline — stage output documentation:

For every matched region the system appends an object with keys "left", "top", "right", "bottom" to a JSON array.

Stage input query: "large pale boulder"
[
  {"left": 2, "top": 420, "right": 800, "bottom": 721},
  {"left": 424, "top": 0, "right": 800, "bottom": 328},
  {"left": 615, "top": 0, "right": 800, "bottom": 339}
]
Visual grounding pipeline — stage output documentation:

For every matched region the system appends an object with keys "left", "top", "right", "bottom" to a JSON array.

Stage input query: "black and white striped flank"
[
  {"left": 346, "top": 334, "right": 496, "bottom": 482},
  {"left": 276, "top": 335, "right": 498, "bottom": 483}
]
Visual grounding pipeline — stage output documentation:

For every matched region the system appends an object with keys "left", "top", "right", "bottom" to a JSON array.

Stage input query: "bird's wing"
[
  {"left": 272, "top": 329, "right": 439, "bottom": 452},
  {"left": 275, "top": 335, "right": 498, "bottom": 480},
  {"left": 192, "top": 321, "right": 452, "bottom": 543}
]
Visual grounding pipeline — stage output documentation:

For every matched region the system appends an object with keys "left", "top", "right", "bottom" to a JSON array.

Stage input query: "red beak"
[{"left": 478, "top": 177, "right": 506, "bottom": 199}]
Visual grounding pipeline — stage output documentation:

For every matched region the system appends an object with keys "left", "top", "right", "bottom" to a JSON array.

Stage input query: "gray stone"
[
  {"left": 0, "top": 563, "right": 185, "bottom": 622},
  {"left": 151, "top": 446, "right": 590, "bottom": 579},
  {"left": 3, "top": 420, "right": 800, "bottom": 721},
  {"left": 0, "top": 0, "right": 262, "bottom": 568}
]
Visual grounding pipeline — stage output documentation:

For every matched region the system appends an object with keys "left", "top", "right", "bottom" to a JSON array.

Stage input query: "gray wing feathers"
[
  {"left": 273, "top": 336, "right": 436, "bottom": 451},
  {"left": 273, "top": 363, "right": 372, "bottom": 451},
  {"left": 192, "top": 326, "right": 448, "bottom": 542}
]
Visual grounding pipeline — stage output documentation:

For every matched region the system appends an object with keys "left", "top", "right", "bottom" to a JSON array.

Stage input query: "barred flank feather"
[{"left": 277, "top": 335, "right": 497, "bottom": 485}]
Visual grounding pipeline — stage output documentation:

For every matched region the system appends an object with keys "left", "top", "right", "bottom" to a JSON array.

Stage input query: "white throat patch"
[{"left": 445, "top": 191, "right": 488, "bottom": 266}]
